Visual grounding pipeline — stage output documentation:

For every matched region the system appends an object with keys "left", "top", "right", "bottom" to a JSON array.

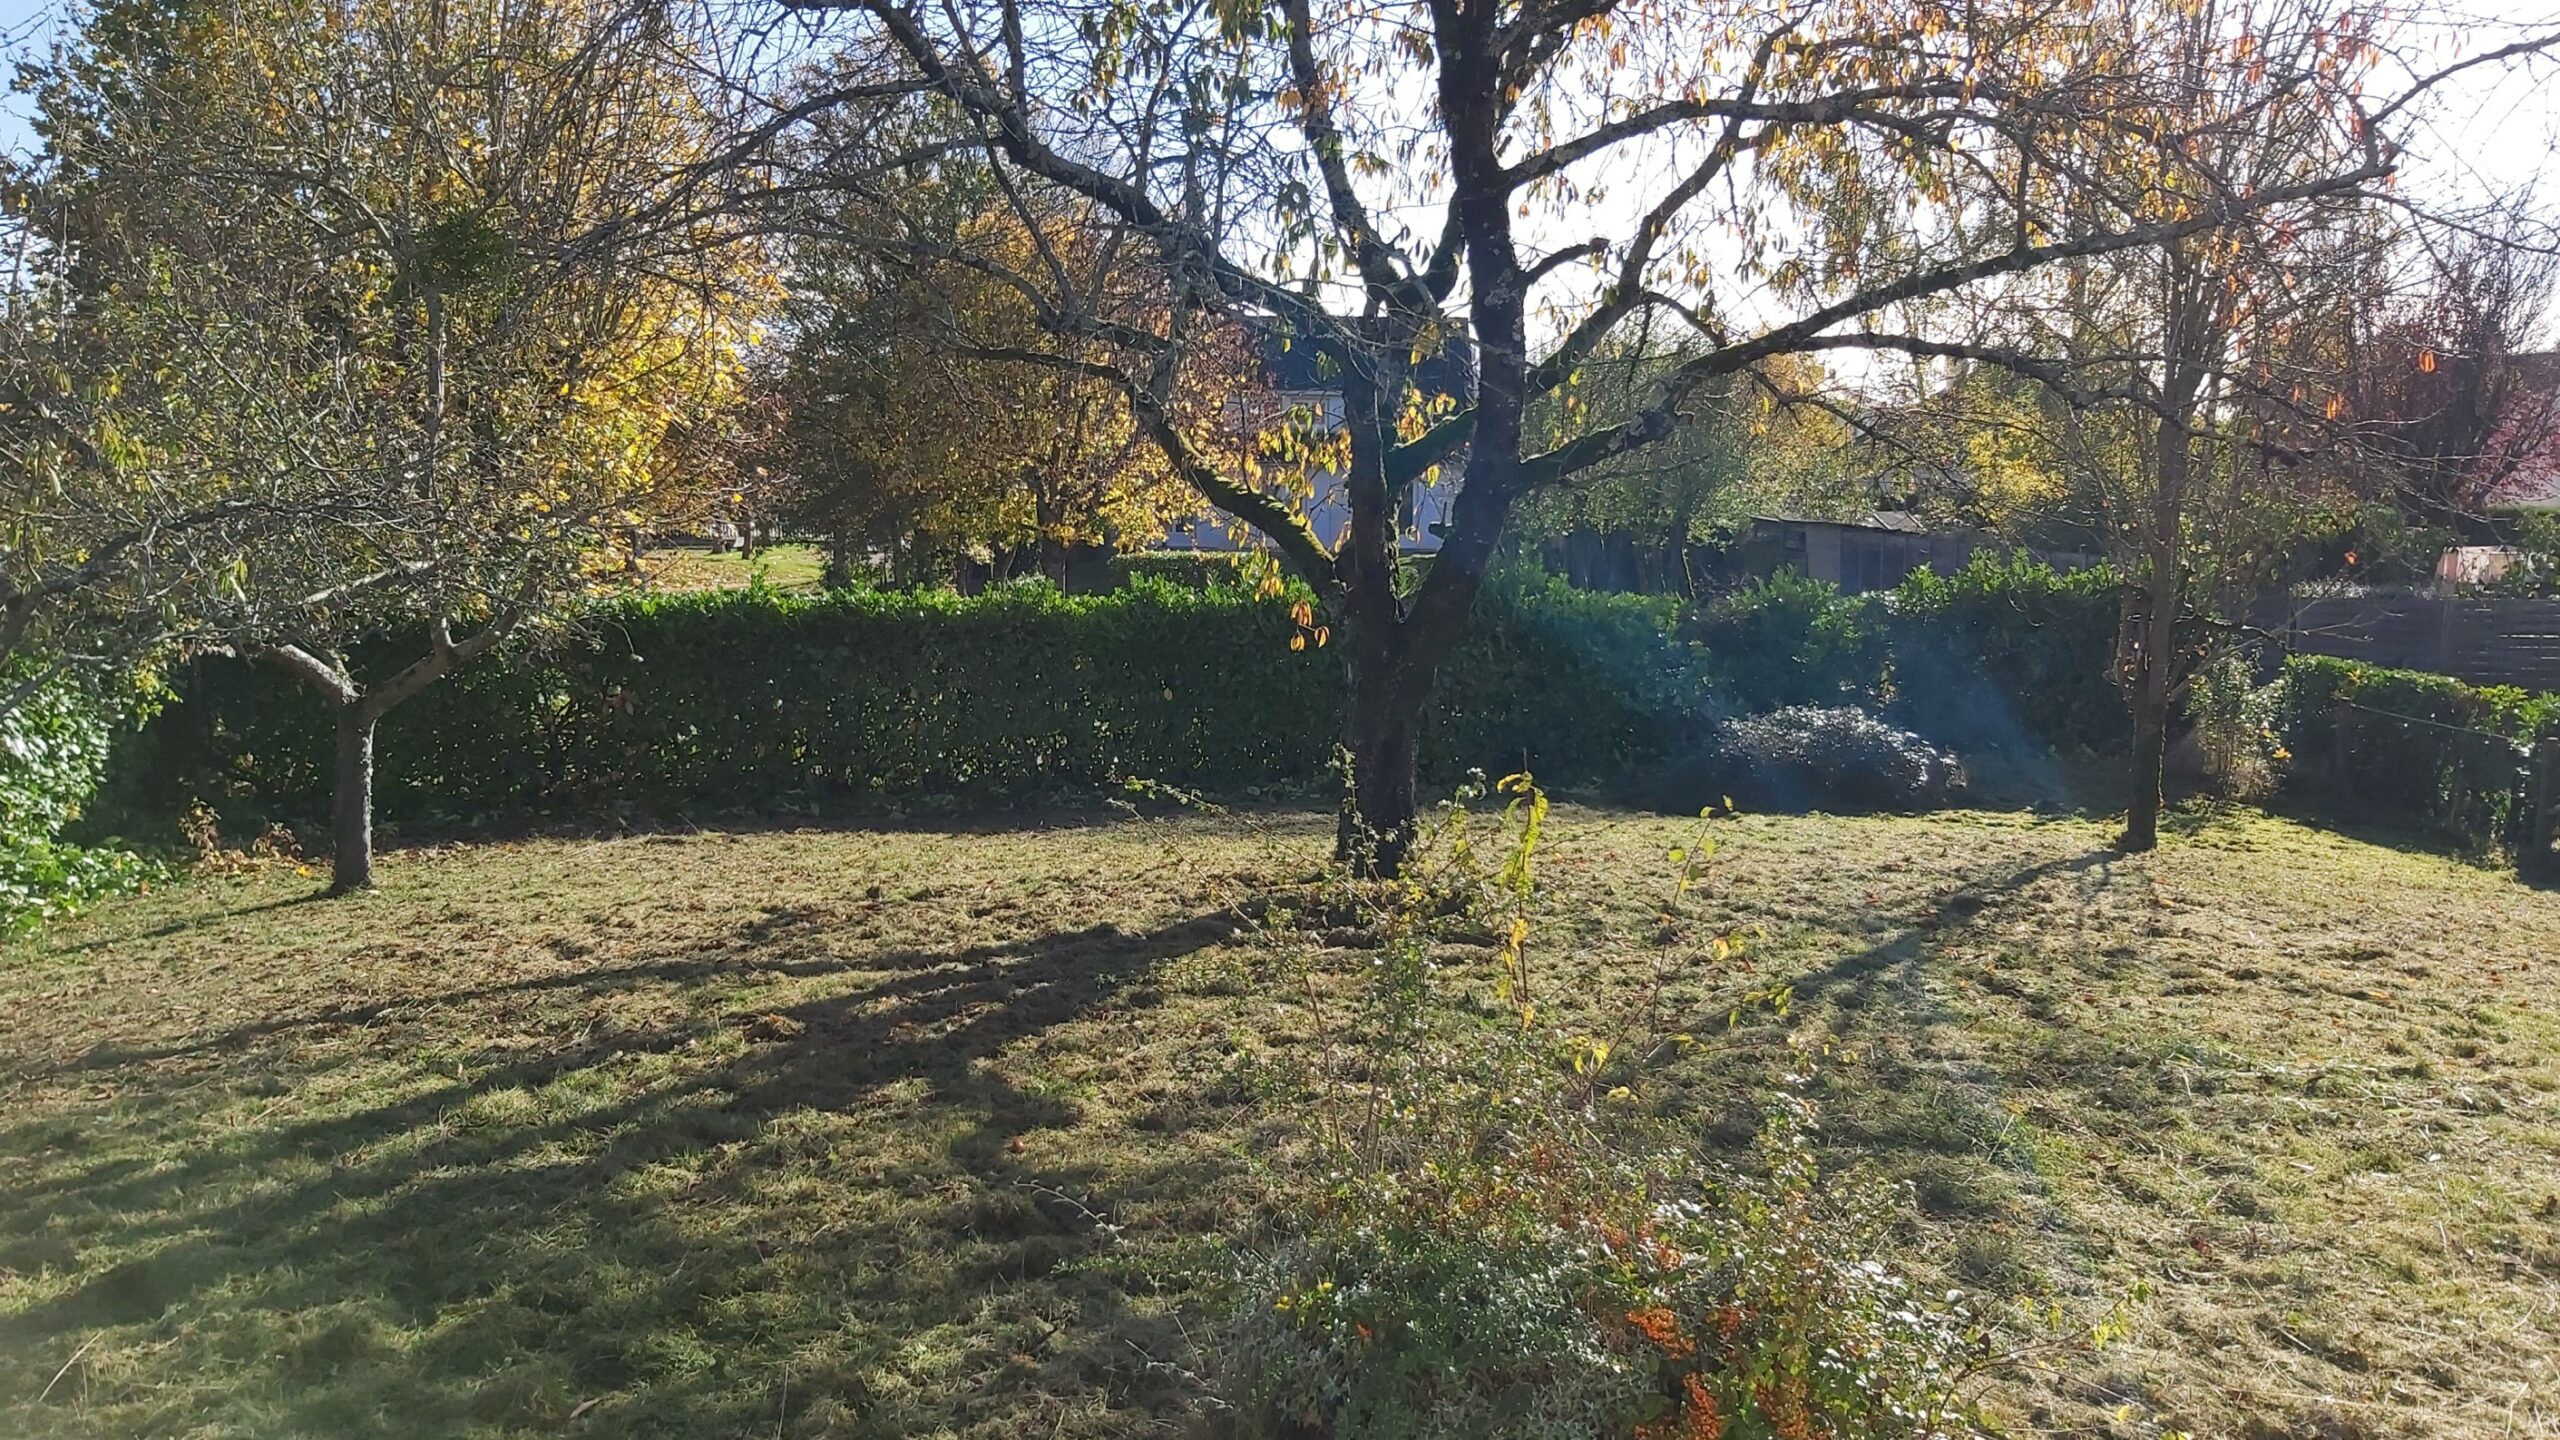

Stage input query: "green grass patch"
[{"left": 2, "top": 806, "right": 2556, "bottom": 1437}]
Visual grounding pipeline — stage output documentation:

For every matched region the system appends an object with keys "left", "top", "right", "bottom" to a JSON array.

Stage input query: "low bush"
[
  {"left": 1222, "top": 783, "right": 1982, "bottom": 1439},
  {"left": 1666, "top": 706, "right": 1966, "bottom": 815},
  {"left": 1230, "top": 1100, "right": 1973, "bottom": 1440},
  {"left": 2267, "top": 655, "right": 2557, "bottom": 853},
  {"left": 2, "top": 668, "right": 155, "bottom": 931}
]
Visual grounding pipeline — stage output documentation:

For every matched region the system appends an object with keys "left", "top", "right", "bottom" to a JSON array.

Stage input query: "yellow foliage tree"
[
  {"left": 25, "top": 0, "right": 768, "bottom": 888},
  {"left": 754, "top": 200, "right": 1257, "bottom": 582}
]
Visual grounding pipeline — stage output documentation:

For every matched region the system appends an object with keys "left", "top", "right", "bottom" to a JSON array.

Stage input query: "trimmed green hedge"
[
  {"left": 90, "top": 561, "right": 2560, "bottom": 867},
  {"left": 2268, "top": 655, "right": 2558, "bottom": 852},
  {"left": 1887, "top": 556, "right": 2125, "bottom": 753},
  {"left": 105, "top": 559, "right": 2137, "bottom": 835},
  {"left": 1675, "top": 558, "right": 2125, "bottom": 753},
  {"left": 113, "top": 575, "right": 1710, "bottom": 832}
]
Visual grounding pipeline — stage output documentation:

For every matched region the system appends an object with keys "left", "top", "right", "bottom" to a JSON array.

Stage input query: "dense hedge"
[
  {"left": 90, "top": 557, "right": 2560, "bottom": 865},
  {"left": 1678, "top": 558, "right": 2125, "bottom": 753},
  {"left": 112, "top": 575, "right": 1710, "bottom": 832},
  {"left": 2, "top": 669, "right": 154, "bottom": 929},
  {"left": 107, "top": 559, "right": 2133, "bottom": 835},
  {"left": 1685, "top": 571, "right": 1889, "bottom": 710},
  {"left": 1887, "top": 556, "right": 2125, "bottom": 753},
  {"left": 2268, "top": 655, "right": 2558, "bottom": 852}
]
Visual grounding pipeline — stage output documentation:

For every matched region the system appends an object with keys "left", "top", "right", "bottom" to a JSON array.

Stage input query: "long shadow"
[
  {"left": 46, "top": 889, "right": 338, "bottom": 957},
  {"left": 1666, "top": 844, "right": 2127, "bottom": 1242},
  {"left": 6, "top": 910, "right": 1228, "bottom": 1216},
  {"left": 1768, "top": 846, "right": 2118, "bottom": 1015},
  {"left": 0, "top": 908, "right": 1239, "bottom": 1436},
  {"left": 1, "top": 836, "right": 2141, "bottom": 1435},
  {"left": 37, "top": 921, "right": 1159, "bottom": 1080}
]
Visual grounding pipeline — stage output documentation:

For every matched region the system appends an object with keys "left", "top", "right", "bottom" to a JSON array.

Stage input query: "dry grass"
[{"left": 1, "top": 804, "right": 2554, "bottom": 1438}]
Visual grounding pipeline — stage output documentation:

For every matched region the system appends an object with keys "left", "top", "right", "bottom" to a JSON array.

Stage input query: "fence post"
[{"left": 2534, "top": 739, "right": 2560, "bottom": 879}]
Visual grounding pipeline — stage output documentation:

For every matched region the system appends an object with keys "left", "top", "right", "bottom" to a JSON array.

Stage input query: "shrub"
[
  {"left": 1222, "top": 783, "right": 1982, "bottom": 1439},
  {"left": 1668, "top": 706, "right": 1966, "bottom": 814},
  {"left": 1229, "top": 1095, "right": 1980, "bottom": 1440},
  {"left": 2267, "top": 655, "right": 2557, "bottom": 853},
  {"left": 1, "top": 668, "right": 156, "bottom": 931},
  {"left": 1685, "top": 572, "right": 1887, "bottom": 711},
  {"left": 1887, "top": 555, "right": 2123, "bottom": 753},
  {"left": 2185, "top": 650, "right": 2282, "bottom": 800}
]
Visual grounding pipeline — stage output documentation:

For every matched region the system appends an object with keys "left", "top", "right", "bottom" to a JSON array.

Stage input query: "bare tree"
[
  {"left": 745, "top": 0, "right": 2493, "bottom": 871},
  {"left": 2344, "top": 205, "right": 2560, "bottom": 533}
]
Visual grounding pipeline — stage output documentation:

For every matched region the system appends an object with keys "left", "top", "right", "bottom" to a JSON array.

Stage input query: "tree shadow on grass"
[
  {"left": 45, "top": 887, "right": 341, "bottom": 957},
  {"left": 1671, "top": 845, "right": 2127, "bottom": 1280},
  {"left": 1773, "top": 846, "right": 2119, "bottom": 1014},
  {"left": 0, "top": 908, "right": 1243, "bottom": 1439}
]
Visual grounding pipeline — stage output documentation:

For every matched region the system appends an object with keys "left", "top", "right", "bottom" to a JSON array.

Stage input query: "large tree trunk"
[
  {"left": 1330, "top": 342, "right": 1441, "bottom": 876},
  {"left": 1342, "top": 629, "right": 1427, "bottom": 875},
  {"left": 331, "top": 706, "right": 378, "bottom": 893}
]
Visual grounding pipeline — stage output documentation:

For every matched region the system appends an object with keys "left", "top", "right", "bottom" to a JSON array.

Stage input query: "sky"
[{"left": 0, "top": 0, "right": 2553, "bottom": 253}]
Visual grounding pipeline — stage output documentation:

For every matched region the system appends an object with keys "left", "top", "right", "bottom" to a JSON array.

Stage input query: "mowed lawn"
[{"left": 2, "top": 806, "right": 2556, "bottom": 1439}]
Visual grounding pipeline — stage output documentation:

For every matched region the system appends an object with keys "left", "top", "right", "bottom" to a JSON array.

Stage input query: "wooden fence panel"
[{"left": 2264, "top": 593, "right": 2560, "bottom": 692}]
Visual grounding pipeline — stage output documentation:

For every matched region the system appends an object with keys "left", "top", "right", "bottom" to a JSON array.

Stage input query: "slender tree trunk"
[
  {"left": 2123, "top": 316, "right": 2199, "bottom": 853},
  {"left": 257, "top": 612, "right": 518, "bottom": 896},
  {"left": 331, "top": 705, "right": 378, "bottom": 893},
  {"left": 2122, "top": 663, "right": 2167, "bottom": 851},
  {"left": 824, "top": 528, "right": 856, "bottom": 590}
]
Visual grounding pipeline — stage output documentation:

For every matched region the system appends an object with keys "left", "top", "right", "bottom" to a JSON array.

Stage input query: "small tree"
[
  {"left": 745, "top": 202, "right": 1243, "bottom": 584},
  {"left": 2343, "top": 207, "right": 2560, "bottom": 535},
  {"left": 1874, "top": 0, "right": 2526, "bottom": 850},
  {"left": 26, "top": 0, "right": 762, "bottom": 889}
]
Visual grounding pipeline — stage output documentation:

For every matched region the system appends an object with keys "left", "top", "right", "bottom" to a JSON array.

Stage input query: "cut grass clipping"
[{"left": 1, "top": 805, "right": 2554, "bottom": 1437}]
